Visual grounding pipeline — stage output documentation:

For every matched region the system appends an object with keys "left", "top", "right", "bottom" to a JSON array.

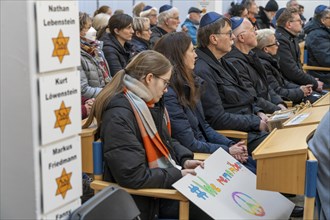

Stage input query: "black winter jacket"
[
  {"left": 100, "top": 93, "right": 193, "bottom": 220},
  {"left": 194, "top": 47, "right": 262, "bottom": 132},
  {"left": 256, "top": 7, "right": 273, "bottom": 29},
  {"left": 225, "top": 46, "right": 283, "bottom": 113},
  {"left": 304, "top": 19, "right": 330, "bottom": 88},
  {"left": 275, "top": 27, "right": 318, "bottom": 90},
  {"left": 130, "top": 36, "right": 150, "bottom": 55},
  {"left": 150, "top": 26, "right": 168, "bottom": 48},
  {"left": 304, "top": 19, "right": 330, "bottom": 68},
  {"left": 254, "top": 48, "right": 305, "bottom": 103},
  {"left": 164, "top": 81, "right": 234, "bottom": 154},
  {"left": 99, "top": 33, "right": 132, "bottom": 76}
]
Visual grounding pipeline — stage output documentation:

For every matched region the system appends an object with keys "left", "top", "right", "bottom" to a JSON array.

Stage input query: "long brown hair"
[
  {"left": 83, "top": 50, "right": 172, "bottom": 129},
  {"left": 154, "top": 32, "right": 199, "bottom": 108}
]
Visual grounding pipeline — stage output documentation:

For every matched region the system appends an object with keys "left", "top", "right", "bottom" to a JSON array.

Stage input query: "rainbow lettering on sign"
[
  {"left": 232, "top": 192, "right": 265, "bottom": 216},
  {"left": 188, "top": 161, "right": 243, "bottom": 200}
]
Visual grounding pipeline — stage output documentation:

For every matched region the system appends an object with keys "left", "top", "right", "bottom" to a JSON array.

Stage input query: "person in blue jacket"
[
  {"left": 181, "top": 7, "right": 202, "bottom": 46},
  {"left": 154, "top": 32, "right": 256, "bottom": 173}
]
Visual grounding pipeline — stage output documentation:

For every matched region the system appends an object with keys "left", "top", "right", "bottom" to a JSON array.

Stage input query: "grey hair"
[
  {"left": 133, "top": 17, "right": 150, "bottom": 33},
  {"left": 256, "top": 28, "right": 275, "bottom": 49},
  {"left": 92, "top": 13, "right": 110, "bottom": 31},
  {"left": 315, "top": 8, "right": 330, "bottom": 22},
  {"left": 140, "top": 7, "right": 157, "bottom": 17},
  {"left": 158, "top": 7, "right": 179, "bottom": 25},
  {"left": 286, "top": 0, "right": 297, "bottom": 8}
]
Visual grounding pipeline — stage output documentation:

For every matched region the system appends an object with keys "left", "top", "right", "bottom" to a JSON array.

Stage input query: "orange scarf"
[{"left": 123, "top": 75, "right": 178, "bottom": 169}]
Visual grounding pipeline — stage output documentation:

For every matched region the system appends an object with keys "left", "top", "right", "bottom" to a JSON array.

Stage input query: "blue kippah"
[
  {"left": 142, "top": 5, "right": 153, "bottom": 12},
  {"left": 275, "top": 7, "right": 286, "bottom": 20},
  {"left": 314, "top": 5, "right": 327, "bottom": 15},
  {"left": 159, "top": 4, "right": 172, "bottom": 13},
  {"left": 200, "top": 12, "right": 223, "bottom": 28},
  {"left": 230, "top": 17, "right": 244, "bottom": 30}
]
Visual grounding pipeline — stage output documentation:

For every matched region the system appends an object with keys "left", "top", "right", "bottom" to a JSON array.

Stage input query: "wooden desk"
[
  {"left": 252, "top": 124, "right": 317, "bottom": 195},
  {"left": 283, "top": 105, "right": 329, "bottom": 128},
  {"left": 312, "top": 92, "right": 330, "bottom": 107},
  {"left": 80, "top": 126, "right": 97, "bottom": 173}
]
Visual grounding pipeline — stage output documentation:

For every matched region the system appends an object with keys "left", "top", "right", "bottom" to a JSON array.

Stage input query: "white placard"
[
  {"left": 36, "top": 1, "right": 80, "bottom": 72},
  {"left": 42, "top": 199, "right": 81, "bottom": 220},
  {"left": 285, "top": 113, "right": 311, "bottom": 126},
  {"left": 173, "top": 148, "right": 294, "bottom": 219},
  {"left": 39, "top": 70, "right": 81, "bottom": 145},
  {"left": 41, "top": 136, "right": 82, "bottom": 214}
]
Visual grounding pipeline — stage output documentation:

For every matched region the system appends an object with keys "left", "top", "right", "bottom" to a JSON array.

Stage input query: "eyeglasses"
[
  {"left": 264, "top": 40, "right": 279, "bottom": 48},
  {"left": 324, "top": 17, "right": 330, "bottom": 20},
  {"left": 290, "top": 19, "right": 303, "bottom": 24},
  {"left": 214, "top": 30, "right": 233, "bottom": 38},
  {"left": 169, "top": 16, "right": 180, "bottom": 20},
  {"left": 154, "top": 75, "right": 170, "bottom": 88}
]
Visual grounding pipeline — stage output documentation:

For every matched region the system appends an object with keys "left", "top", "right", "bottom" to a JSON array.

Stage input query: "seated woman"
[
  {"left": 98, "top": 13, "right": 134, "bottom": 76},
  {"left": 84, "top": 50, "right": 211, "bottom": 220},
  {"left": 131, "top": 17, "right": 152, "bottom": 55},
  {"left": 154, "top": 32, "right": 256, "bottom": 173},
  {"left": 254, "top": 29, "right": 316, "bottom": 104},
  {"left": 79, "top": 12, "right": 111, "bottom": 98}
]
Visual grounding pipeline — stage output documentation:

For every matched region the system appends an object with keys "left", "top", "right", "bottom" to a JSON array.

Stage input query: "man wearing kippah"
[
  {"left": 150, "top": 4, "right": 180, "bottom": 48},
  {"left": 194, "top": 12, "right": 269, "bottom": 155},
  {"left": 225, "top": 17, "right": 287, "bottom": 114},
  {"left": 139, "top": 5, "right": 158, "bottom": 27},
  {"left": 275, "top": 8, "right": 324, "bottom": 94},
  {"left": 304, "top": 5, "right": 330, "bottom": 89}
]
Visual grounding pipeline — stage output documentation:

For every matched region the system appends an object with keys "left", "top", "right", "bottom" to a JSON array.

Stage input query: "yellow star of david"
[
  {"left": 54, "top": 101, "right": 71, "bottom": 133},
  {"left": 55, "top": 168, "right": 73, "bottom": 199},
  {"left": 52, "top": 29, "right": 70, "bottom": 63}
]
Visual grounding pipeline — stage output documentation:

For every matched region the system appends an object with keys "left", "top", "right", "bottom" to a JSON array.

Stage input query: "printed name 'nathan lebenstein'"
[{"left": 44, "top": 5, "right": 75, "bottom": 26}]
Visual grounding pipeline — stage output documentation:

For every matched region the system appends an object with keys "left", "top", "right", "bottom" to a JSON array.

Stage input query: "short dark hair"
[
  {"left": 97, "top": 14, "right": 133, "bottom": 38},
  {"left": 228, "top": 2, "right": 247, "bottom": 17},
  {"left": 197, "top": 17, "right": 231, "bottom": 48}
]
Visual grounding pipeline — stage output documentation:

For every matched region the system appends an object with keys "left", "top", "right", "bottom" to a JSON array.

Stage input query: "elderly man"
[
  {"left": 181, "top": 7, "right": 202, "bottom": 45},
  {"left": 225, "top": 17, "right": 286, "bottom": 114},
  {"left": 139, "top": 5, "right": 158, "bottom": 27},
  {"left": 150, "top": 4, "right": 180, "bottom": 48},
  {"left": 304, "top": 5, "right": 330, "bottom": 89},
  {"left": 276, "top": 8, "right": 324, "bottom": 93},
  {"left": 194, "top": 12, "right": 269, "bottom": 155}
]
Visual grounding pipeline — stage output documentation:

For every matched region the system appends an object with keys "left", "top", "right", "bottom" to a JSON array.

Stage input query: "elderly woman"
[
  {"left": 83, "top": 50, "right": 209, "bottom": 220},
  {"left": 79, "top": 12, "right": 111, "bottom": 99},
  {"left": 150, "top": 4, "right": 180, "bottom": 47},
  {"left": 131, "top": 17, "right": 152, "bottom": 55},
  {"left": 140, "top": 5, "right": 158, "bottom": 27},
  {"left": 304, "top": 5, "right": 330, "bottom": 89},
  {"left": 254, "top": 29, "right": 315, "bottom": 104},
  {"left": 93, "top": 13, "right": 110, "bottom": 38},
  {"left": 98, "top": 14, "right": 134, "bottom": 76}
]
